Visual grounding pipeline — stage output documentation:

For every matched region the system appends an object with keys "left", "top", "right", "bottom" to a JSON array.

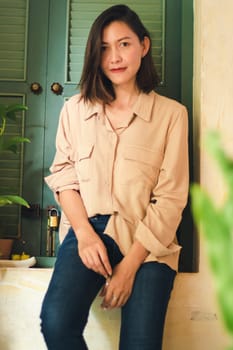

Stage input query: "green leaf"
[
  {"left": 6, "top": 104, "right": 28, "bottom": 113},
  {"left": 5, "top": 104, "right": 28, "bottom": 121},
  {"left": 190, "top": 131, "right": 233, "bottom": 344},
  {"left": 0, "top": 104, "right": 6, "bottom": 118},
  {"left": 0, "top": 195, "right": 30, "bottom": 208},
  {"left": 0, "top": 136, "right": 30, "bottom": 153}
]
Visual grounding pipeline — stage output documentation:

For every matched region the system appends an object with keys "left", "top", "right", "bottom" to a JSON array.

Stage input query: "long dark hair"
[{"left": 79, "top": 4, "right": 160, "bottom": 104}]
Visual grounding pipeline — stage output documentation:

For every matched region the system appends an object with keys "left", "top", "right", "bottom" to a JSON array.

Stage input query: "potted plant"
[{"left": 0, "top": 103, "right": 30, "bottom": 259}]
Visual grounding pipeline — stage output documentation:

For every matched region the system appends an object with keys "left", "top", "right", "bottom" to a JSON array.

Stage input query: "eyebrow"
[{"left": 101, "top": 36, "right": 132, "bottom": 45}]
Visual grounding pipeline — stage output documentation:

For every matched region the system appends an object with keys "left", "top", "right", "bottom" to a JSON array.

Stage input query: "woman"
[{"left": 40, "top": 4, "right": 189, "bottom": 350}]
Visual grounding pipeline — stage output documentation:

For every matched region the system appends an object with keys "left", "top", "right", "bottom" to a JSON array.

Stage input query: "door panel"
[
  {"left": 0, "top": 0, "right": 28, "bottom": 238},
  {"left": 0, "top": 0, "right": 28, "bottom": 80},
  {"left": 0, "top": 94, "right": 26, "bottom": 238},
  {"left": 40, "top": 0, "right": 75, "bottom": 255},
  {"left": 16, "top": 0, "right": 49, "bottom": 254}
]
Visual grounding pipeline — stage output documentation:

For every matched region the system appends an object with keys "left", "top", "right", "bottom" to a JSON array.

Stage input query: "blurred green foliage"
[
  {"left": 0, "top": 103, "right": 30, "bottom": 208},
  {"left": 191, "top": 131, "right": 233, "bottom": 350}
]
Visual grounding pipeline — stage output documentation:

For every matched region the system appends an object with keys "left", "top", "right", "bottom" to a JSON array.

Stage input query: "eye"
[
  {"left": 120, "top": 41, "right": 130, "bottom": 48},
  {"left": 101, "top": 43, "right": 110, "bottom": 52}
]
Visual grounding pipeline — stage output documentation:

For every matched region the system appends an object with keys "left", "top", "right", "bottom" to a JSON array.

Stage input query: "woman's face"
[{"left": 100, "top": 21, "right": 149, "bottom": 91}]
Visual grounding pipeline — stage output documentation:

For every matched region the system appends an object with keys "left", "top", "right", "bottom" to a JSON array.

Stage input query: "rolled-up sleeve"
[
  {"left": 134, "top": 106, "right": 189, "bottom": 258},
  {"left": 45, "top": 102, "right": 80, "bottom": 198}
]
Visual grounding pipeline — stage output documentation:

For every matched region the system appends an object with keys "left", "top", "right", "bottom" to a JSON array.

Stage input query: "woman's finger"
[
  {"left": 101, "top": 292, "right": 126, "bottom": 309},
  {"left": 80, "top": 248, "right": 110, "bottom": 277},
  {"left": 98, "top": 247, "right": 112, "bottom": 277},
  {"left": 99, "top": 277, "right": 111, "bottom": 297}
]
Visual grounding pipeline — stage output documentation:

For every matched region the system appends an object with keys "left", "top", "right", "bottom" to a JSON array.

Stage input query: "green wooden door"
[
  {"left": 0, "top": 0, "right": 49, "bottom": 253},
  {"left": 0, "top": 0, "right": 195, "bottom": 271}
]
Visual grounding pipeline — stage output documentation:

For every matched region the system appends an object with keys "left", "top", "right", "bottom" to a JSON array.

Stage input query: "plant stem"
[{"left": 0, "top": 116, "right": 6, "bottom": 136}]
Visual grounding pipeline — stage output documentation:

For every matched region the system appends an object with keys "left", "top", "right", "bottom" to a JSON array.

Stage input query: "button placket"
[{"left": 107, "top": 132, "right": 118, "bottom": 209}]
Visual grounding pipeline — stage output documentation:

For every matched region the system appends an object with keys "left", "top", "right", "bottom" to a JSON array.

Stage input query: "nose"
[{"left": 109, "top": 47, "right": 121, "bottom": 64}]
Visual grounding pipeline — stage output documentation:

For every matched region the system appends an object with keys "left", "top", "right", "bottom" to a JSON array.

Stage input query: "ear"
[{"left": 142, "top": 36, "right": 150, "bottom": 57}]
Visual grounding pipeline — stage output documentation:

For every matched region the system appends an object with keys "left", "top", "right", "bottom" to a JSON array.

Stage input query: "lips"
[{"left": 110, "top": 67, "right": 126, "bottom": 73}]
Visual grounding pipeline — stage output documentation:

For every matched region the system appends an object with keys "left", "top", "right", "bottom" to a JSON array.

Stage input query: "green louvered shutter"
[
  {"left": 67, "top": 0, "right": 165, "bottom": 84},
  {"left": 0, "top": 0, "right": 28, "bottom": 80},
  {"left": 0, "top": 0, "right": 28, "bottom": 238},
  {"left": 0, "top": 96, "right": 26, "bottom": 238}
]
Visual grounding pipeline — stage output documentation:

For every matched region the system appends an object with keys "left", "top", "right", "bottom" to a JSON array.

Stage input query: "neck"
[{"left": 112, "top": 85, "right": 139, "bottom": 109}]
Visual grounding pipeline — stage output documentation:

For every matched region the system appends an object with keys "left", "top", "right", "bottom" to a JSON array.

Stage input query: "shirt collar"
[
  {"left": 132, "top": 91, "right": 156, "bottom": 122},
  {"left": 82, "top": 91, "right": 156, "bottom": 122},
  {"left": 83, "top": 103, "right": 103, "bottom": 121}
]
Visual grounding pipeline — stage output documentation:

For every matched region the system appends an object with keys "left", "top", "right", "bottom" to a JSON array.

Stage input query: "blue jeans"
[{"left": 40, "top": 215, "right": 176, "bottom": 350}]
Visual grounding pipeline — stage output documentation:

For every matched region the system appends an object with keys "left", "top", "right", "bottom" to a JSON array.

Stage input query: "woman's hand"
[
  {"left": 99, "top": 258, "right": 137, "bottom": 309},
  {"left": 99, "top": 239, "right": 149, "bottom": 309},
  {"left": 58, "top": 190, "right": 112, "bottom": 278},
  {"left": 77, "top": 225, "right": 112, "bottom": 278}
]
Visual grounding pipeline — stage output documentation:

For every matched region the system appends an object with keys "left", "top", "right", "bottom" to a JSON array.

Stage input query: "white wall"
[{"left": 197, "top": 0, "right": 233, "bottom": 196}]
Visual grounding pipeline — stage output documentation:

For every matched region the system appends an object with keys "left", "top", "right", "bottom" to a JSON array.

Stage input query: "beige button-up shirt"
[{"left": 45, "top": 91, "right": 189, "bottom": 271}]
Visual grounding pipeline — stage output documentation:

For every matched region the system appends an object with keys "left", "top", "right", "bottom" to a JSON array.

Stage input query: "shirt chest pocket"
[
  {"left": 76, "top": 145, "right": 94, "bottom": 182},
  {"left": 118, "top": 146, "right": 162, "bottom": 186}
]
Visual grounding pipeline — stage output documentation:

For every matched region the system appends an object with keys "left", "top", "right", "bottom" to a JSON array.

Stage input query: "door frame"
[{"left": 178, "top": 0, "right": 197, "bottom": 272}]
